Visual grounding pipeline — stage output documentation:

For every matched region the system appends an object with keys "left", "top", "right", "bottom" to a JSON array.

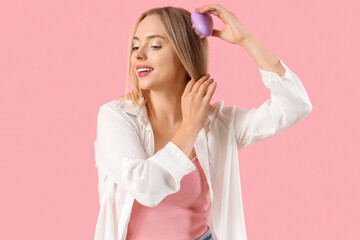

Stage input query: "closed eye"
[{"left": 132, "top": 46, "right": 162, "bottom": 50}]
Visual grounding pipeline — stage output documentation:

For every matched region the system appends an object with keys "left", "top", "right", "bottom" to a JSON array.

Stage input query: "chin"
[{"left": 138, "top": 80, "right": 153, "bottom": 90}]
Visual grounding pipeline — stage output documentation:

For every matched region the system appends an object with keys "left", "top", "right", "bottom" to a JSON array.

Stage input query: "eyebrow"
[{"left": 132, "top": 35, "right": 166, "bottom": 41}]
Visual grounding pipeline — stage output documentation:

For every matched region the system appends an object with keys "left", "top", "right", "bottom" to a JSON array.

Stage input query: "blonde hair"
[{"left": 116, "top": 6, "right": 209, "bottom": 118}]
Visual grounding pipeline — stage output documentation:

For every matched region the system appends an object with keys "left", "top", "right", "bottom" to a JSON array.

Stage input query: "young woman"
[{"left": 93, "top": 4, "right": 313, "bottom": 240}]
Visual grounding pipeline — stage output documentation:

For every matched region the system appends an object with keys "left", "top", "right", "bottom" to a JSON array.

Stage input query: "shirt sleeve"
[
  {"left": 94, "top": 104, "right": 196, "bottom": 208},
  {"left": 234, "top": 58, "right": 313, "bottom": 150}
]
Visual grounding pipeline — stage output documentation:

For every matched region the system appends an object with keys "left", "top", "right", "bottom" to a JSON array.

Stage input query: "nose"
[{"left": 134, "top": 45, "right": 147, "bottom": 60}]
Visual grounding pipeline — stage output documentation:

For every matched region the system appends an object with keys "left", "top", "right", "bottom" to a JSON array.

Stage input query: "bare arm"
[
  {"left": 170, "top": 125, "right": 198, "bottom": 159},
  {"left": 238, "top": 33, "right": 286, "bottom": 77}
]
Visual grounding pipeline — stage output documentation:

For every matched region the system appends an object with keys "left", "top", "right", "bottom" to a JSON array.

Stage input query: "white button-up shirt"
[{"left": 93, "top": 58, "right": 313, "bottom": 240}]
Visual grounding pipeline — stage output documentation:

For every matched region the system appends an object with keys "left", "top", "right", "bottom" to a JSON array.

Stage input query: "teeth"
[{"left": 138, "top": 68, "right": 153, "bottom": 72}]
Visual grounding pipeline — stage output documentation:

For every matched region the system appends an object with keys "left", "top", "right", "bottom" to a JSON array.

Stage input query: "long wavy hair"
[{"left": 116, "top": 6, "right": 209, "bottom": 118}]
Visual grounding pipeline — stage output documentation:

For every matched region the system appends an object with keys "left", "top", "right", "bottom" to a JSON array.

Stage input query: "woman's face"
[{"left": 131, "top": 15, "right": 187, "bottom": 91}]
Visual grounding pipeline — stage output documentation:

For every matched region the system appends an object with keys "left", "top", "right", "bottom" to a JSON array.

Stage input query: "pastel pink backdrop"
[{"left": 1, "top": 0, "right": 359, "bottom": 239}]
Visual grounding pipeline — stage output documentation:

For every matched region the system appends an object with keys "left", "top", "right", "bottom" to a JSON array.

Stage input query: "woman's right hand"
[{"left": 181, "top": 73, "right": 217, "bottom": 132}]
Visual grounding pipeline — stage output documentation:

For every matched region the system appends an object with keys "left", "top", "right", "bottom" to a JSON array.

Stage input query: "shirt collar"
[{"left": 119, "top": 96, "right": 221, "bottom": 131}]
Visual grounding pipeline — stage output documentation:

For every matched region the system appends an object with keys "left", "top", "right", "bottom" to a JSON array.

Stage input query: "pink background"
[{"left": 1, "top": 0, "right": 359, "bottom": 239}]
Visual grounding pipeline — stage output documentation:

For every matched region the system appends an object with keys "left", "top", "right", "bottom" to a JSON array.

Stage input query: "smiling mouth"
[{"left": 138, "top": 69, "right": 153, "bottom": 77}]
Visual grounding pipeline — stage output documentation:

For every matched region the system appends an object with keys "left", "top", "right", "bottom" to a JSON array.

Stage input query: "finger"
[
  {"left": 203, "top": 4, "right": 228, "bottom": 12},
  {"left": 211, "top": 29, "right": 221, "bottom": 38},
  {"left": 183, "top": 79, "right": 195, "bottom": 94},
  {"left": 191, "top": 74, "right": 211, "bottom": 93},
  {"left": 204, "top": 81, "right": 217, "bottom": 102},
  {"left": 197, "top": 4, "right": 227, "bottom": 14},
  {"left": 196, "top": 7, "right": 221, "bottom": 18},
  {"left": 196, "top": 5, "right": 232, "bottom": 21},
  {"left": 197, "top": 78, "right": 214, "bottom": 97}
]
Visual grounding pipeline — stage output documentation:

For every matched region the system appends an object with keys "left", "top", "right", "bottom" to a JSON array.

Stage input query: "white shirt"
[{"left": 93, "top": 58, "right": 313, "bottom": 240}]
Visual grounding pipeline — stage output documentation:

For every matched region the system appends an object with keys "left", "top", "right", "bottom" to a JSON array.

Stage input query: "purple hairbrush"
[{"left": 191, "top": 8, "right": 214, "bottom": 38}]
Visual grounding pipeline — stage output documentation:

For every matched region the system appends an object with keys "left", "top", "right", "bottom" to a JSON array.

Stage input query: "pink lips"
[
  {"left": 138, "top": 70, "right": 152, "bottom": 77},
  {"left": 136, "top": 64, "right": 154, "bottom": 77}
]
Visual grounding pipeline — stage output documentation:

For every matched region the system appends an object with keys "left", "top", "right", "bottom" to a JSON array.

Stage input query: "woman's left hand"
[{"left": 195, "top": 4, "right": 252, "bottom": 45}]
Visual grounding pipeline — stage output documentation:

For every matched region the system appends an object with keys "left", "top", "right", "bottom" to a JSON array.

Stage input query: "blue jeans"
[{"left": 194, "top": 226, "right": 214, "bottom": 240}]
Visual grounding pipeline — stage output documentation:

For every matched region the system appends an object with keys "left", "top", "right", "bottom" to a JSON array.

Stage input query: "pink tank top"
[{"left": 126, "top": 156, "right": 211, "bottom": 240}]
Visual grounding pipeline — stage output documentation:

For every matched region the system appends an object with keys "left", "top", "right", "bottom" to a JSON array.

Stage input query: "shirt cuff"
[
  {"left": 150, "top": 141, "right": 196, "bottom": 181},
  {"left": 258, "top": 57, "right": 292, "bottom": 84}
]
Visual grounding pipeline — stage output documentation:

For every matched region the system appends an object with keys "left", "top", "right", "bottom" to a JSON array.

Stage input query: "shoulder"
[
  {"left": 96, "top": 98, "right": 141, "bottom": 128},
  {"left": 99, "top": 97, "right": 138, "bottom": 114},
  {"left": 208, "top": 100, "right": 235, "bottom": 130}
]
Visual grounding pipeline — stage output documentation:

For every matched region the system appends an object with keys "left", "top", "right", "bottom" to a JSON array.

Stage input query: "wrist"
[
  {"left": 237, "top": 31, "right": 254, "bottom": 47},
  {"left": 180, "top": 123, "right": 200, "bottom": 135}
]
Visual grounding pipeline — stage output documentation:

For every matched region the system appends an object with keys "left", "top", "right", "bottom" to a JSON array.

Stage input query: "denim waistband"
[{"left": 194, "top": 226, "right": 213, "bottom": 240}]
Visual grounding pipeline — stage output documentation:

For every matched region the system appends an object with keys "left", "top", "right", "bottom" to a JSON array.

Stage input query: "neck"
[{"left": 148, "top": 92, "right": 183, "bottom": 127}]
